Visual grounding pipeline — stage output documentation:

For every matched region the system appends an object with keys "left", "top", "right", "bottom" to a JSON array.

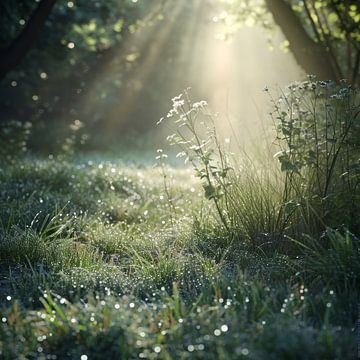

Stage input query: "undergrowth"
[{"left": 0, "top": 80, "right": 359, "bottom": 359}]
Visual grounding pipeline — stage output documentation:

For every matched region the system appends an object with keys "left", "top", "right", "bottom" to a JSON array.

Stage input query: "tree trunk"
[
  {"left": 264, "top": 0, "right": 339, "bottom": 81},
  {"left": 0, "top": 0, "right": 58, "bottom": 81}
]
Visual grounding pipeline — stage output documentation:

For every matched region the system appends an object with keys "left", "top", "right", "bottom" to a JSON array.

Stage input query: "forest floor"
[{"left": 0, "top": 156, "right": 357, "bottom": 359}]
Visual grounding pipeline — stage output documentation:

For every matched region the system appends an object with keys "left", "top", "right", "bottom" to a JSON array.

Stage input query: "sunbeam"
[
  {"left": 104, "top": 1, "right": 187, "bottom": 132},
  {"left": 2, "top": 1, "right": 359, "bottom": 357}
]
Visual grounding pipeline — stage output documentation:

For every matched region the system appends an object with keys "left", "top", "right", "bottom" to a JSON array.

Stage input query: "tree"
[
  {"left": 219, "top": 0, "right": 360, "bottom": 84},
  {"left": 0, "top": 0, "right": 169, "bottom": 138},
  {"left": 264, "top": 0, "right": 336, "bottom": 80},
  {"left": 0, "top": 0, "right": 58, "bottom": 80}
]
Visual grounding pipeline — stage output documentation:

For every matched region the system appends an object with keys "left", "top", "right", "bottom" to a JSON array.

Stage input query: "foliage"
[
  {"left": 0, "top": 0, "right": 169, "bottom": 151},
  {"left": 158, "top": 84, "right": 360, "bottom": 247},
  {"left": 216, "top": 0, "right": 273, "bottom": 42},
  {"left": 271, "top": 78, "right": 360, "bottom": 234}
]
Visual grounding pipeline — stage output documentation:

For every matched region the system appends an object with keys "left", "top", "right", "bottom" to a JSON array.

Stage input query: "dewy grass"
[
  {"left": 0, "top": 83, "right": 359, "bottom": 359},
  {"left": 0, "top": 158, "right": 357, "bottom": 359}
]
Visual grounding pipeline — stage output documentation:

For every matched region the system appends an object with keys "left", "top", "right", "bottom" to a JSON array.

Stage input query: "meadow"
[{"left": 1, "top": 80, "right": 359, "bottom": 359}]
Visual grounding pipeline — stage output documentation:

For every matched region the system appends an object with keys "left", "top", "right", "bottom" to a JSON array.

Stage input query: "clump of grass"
[{"left": 290, "top": 227, "right": 360, "bottom": 291}]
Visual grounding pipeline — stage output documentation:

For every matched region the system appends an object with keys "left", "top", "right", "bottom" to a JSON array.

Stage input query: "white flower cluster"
[{"left": 192, "top": 100, "right": 208, "bottom": 109}]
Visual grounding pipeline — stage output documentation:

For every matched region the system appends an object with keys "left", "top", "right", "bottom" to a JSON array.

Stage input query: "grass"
[
  {"left": 0, "top": 81, "right": 359, "bottom": 359},
  {"left": 0, "top": 155, "right": 358, "bottom": 359}
]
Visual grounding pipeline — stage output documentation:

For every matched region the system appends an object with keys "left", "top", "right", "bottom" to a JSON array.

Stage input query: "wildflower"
[
  {"left": 193, "top": 100, "right": 208, "bottom": 109},
  {"left": 171, "top": 94, "right": 185, "bottom": 112}
]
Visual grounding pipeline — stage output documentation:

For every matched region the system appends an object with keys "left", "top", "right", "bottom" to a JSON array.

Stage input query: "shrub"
[{"left": 270, "top": 78, "right": 360, "bottom": 235}]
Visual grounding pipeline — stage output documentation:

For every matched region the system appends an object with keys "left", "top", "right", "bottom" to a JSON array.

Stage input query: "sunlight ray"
[{"left": 104, "top": 1, "right": 187, "bottom": 131}]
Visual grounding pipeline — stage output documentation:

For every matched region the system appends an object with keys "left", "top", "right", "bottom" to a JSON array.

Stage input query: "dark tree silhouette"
[
  {"left": 0, "top": 0, "right": 58, "bottom": 80},
  {"left": 264, "top": 0, "right": 338, "bottom": 81}
]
